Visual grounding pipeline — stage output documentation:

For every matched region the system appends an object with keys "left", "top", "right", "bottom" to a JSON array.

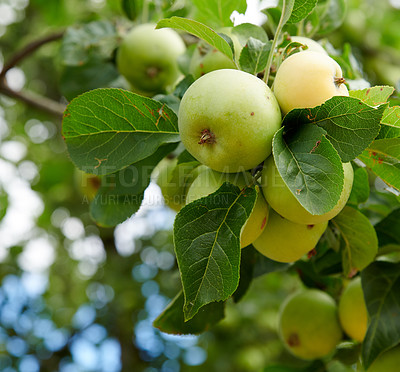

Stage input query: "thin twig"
[
  {"left": 0, "top": 81, "right": 65, "bottom": 118},
  {"left": 0, "top": 31, "right": 66, "bottom": 118},
  {"left": 264, "top": 0, "right": 288, "bottom": 85}
]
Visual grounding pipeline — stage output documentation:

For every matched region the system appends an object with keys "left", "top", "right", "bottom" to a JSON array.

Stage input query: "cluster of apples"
[
  {"left": 278, "top": 278, "right": 367, "bottom": 361},
  {"left": 279, "top": 278, "right": 400, "bottom": 370},
  {"left": 167, "top": 34, "right": 353, "bottom": 263},
  {"left": 116, "top": 24, "right": 354, "bottom": 263}
]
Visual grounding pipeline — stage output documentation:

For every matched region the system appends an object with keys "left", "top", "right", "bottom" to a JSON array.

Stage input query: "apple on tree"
[
  {"left": 279, "top": 289, "right": 343, "bottom": 360},
  {"left": 189, "top": 28, "right": 242, "bottom": 80},
  {"left": 289, "top": 36, "right": 328, "bottom": 55},
  {"left": 367, "top": 344, "right": 400, "bottom": 372},
  {"left": 252, "top": 208, "right": 328, "bottom": 263},
  {"left": 261, "top": 156, "right": 354, "bottom": 225},
  {"left": 178, "top": 69, "right": 282, "bottom": 173},
  {"left": 338, "top": 277, "right": 368, "bottom": 342},
  {"left": 185, "top": 167, "right": 269, "bottom": 248},
  {"left": 273, "top": 50, "right": 349, "bottom": 115},
  {"left": 154, "top": 157, "right": 205, "bottom": 212},
  {"left": 116, "top": 23, "right": 186, "bottom": 96}
]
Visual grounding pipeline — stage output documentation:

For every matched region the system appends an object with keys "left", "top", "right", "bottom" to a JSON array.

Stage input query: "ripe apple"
[
  {"left": 273, "top": 50, "right": 349, "bottom": 115},
  {"left": 289, "top": 36, "right": 328, "bottom": 55},
  {"left": 252, "top": 209, "right": 328, "bottom": 263},
  {"left": 178, "top": 69, "right": 282, "bottom": 173},
  {"left": 338, "top": 277, "right": 368, "bottom": 342},
  {"left": 185, "top": 167, "right": 269, "bottom": 248},
  {"left": 279, "top": 289, "right": 343, "bottom": 360},
  {"left": 261, "top": 156, "right": 354, "bottom": 225},
  {"left": 368, "top": 344, "right": 400, "bottom": 372},
  {"left": 189, "top": 28, "right": 241, "bottom": 80},
  {"left": 154, "top": 158, "right": 205, "bottom": 212},
  {"left": 116, "top": 23, "right": 186, "bottom": 96}
]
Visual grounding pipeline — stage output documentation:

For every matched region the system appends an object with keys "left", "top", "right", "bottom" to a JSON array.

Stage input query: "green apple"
[
  {"left": 368, "top": 344, "right": 400, "bottom": 372},
  {"left": 189, "top": 28, "right": 241, "bottom": 80},
  {"left": 279, "top": 289, "right": 343, "bottom": 360},
  {"left": 116, "top": 23, "right": 186, "bottom": 96},
  {"left": 154, "top": 158, "right": 205, "bottom": 212},
  {"left": 178, "top": 69, "right": 282, "bottom": 173},
  {"left": 273, "top": 50, "right": 349, "bottom": 115},
  {"left": 252, "top": 209, "right": 328, "bottom": 263},
  {"left": 261, "top": 156, "right": 354, "bottom": 225},
  {"left": 185, "top": 167, "right": 269, "bottom": 248},
  {"left": 289, "top": 36, "right": 328, "bottom": 55},
  {"left": 338, "top": 277, "right": 368, "bottom": 342}
]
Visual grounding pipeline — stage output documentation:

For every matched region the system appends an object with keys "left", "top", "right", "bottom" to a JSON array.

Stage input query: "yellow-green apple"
[
  {"left": 273, "top": 51, "right": 349, "bottom": 115},
  {"left": 339, "top": 277, "right": 368, "bottom": 342},
  {"left": 189, "top": 28, "right": 241, "bottom": 79},
  {"left": 279, "top": 289, "right": 343, "bottom": 360},
  {"left": 290, "top": 36, "right": 328, "bottom": 55},
  {"left": 368, "top": 344, "right": 400, "bottom": 372},
  {"left": 178, "top": 69, "right": 282, "bottom": 173},
  {"left": 261, "top": 156, "right": 354, "bottom": 225},
  {"left": 185, "top": 167, "right": 269, "bottom": 248},
  {"left": 252, "top": 209, "right": 328, "bottom": 263}
]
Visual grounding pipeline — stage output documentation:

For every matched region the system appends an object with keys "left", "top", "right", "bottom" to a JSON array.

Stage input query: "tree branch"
[{"left": 0, "top": 31, "right": 66, "bottom": 118}]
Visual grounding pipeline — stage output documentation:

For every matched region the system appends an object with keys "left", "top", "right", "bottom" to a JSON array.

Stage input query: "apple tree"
[{"left": 0, "top": 0, "right": 400, "bottom": 370}]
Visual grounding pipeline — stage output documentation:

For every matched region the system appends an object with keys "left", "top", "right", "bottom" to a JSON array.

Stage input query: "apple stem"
[
  {"left": 198, "top": 129, "right": 216, "bottom": 144},
  {"left": 334, "top": 77, "right": 346, "bottom": 87}
]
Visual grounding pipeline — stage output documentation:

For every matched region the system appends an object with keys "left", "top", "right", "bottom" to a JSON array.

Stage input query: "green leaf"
[
  {"left": 377, "top": 106, "right": 400, "bottom": 139},
  {"left": 332, "top": 206, "right": 378, "bottom": 276},
  {"left": 361, "top": 261, "right": 400, "bottom": 369},
  {"left": 191, "top": 0, "right": 247, "bottom": 28},
  {"left": 60, "top": 20, "right": 118, "bottom": 66},
  {"left": 60, "top": 58, "right": 120, "bottom": 101},
  {"left": 349, "top": 86, "right": 394, "bottom": 107},
  {"left": 314, "top": 0, "right": 346, "bottom": 36},
  {"left": 174, "top": 183, "right": 257, "bottom": 320},
  {"left": 282, "top": 96, "right": 386, "bottom": 163},
  {"left": 156, "top": 17, "right": 234, "bottom": 61},
  {"left": 273, "top": 125, "right": 343, "bottom": 215},
  {"left": 89, "top": 143, "right": 176, "bottom": 227},
  {"left": 121, "top": 0, "right": 140, "bottom": 20},
  {"left": 287, "top": 0, "right": 318, "bottom": 24},
  {"left": 281, "top": 0, "right": 296, "bottom": 25},
  {"left": 374, "top": 208, "right": 400, "bottom": 247},
  {"left": 348, "top": 167, "right": 370, "bottom": 206},
  {"left": 239, "top": 38, "right": 271, "bottom": 75},
  {"left": 153, "top": 291, "right": 225, "bottom": 335},
  {"left": 233, "top": 246, "right": 289, "bottom": 302},
  {"left": 232, "top": 23, "right": 269, "bottom": 45},
  {"left": 357, "top": 138, "right": 400, "bottom": 192},
  {"left": 62, "top": 88, "right": 180, "bottom": 175}
]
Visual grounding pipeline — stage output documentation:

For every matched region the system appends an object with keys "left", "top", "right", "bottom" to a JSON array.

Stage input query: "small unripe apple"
[
  {"left": 116, "top": 23, "right": 186, "bottom": 96},
  {"left": 279, "top": 289, "right": 343, "bottom": 360},
  {"left": 289, "top": 36, "right": 328, "bottom": 55},
  {"left": 252, "top": 209, "right": 327, "bottom": 263},
  {"left": 178, "top": 69, "right": 282, "bottom": 173},
  {"left": 273, "top": 51, "right": 349, "bottom": 115},
  {"left": 261, "top": 156, "right": 354, "bottom": 225},
  {"left": 189, "top": 28, "right": 241, "bottom": 80},
  {"left": 154, "top": 158, "right": 205, "bottom": 212},
  {"left": 338, "top": 277, "right": 368, "bottom": 342},
  {"left": 185, "top": 167, "right": 269, "bottom": 248},
  {"left": 368, "top": 344, "right": 400, "bottom": 372}
]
